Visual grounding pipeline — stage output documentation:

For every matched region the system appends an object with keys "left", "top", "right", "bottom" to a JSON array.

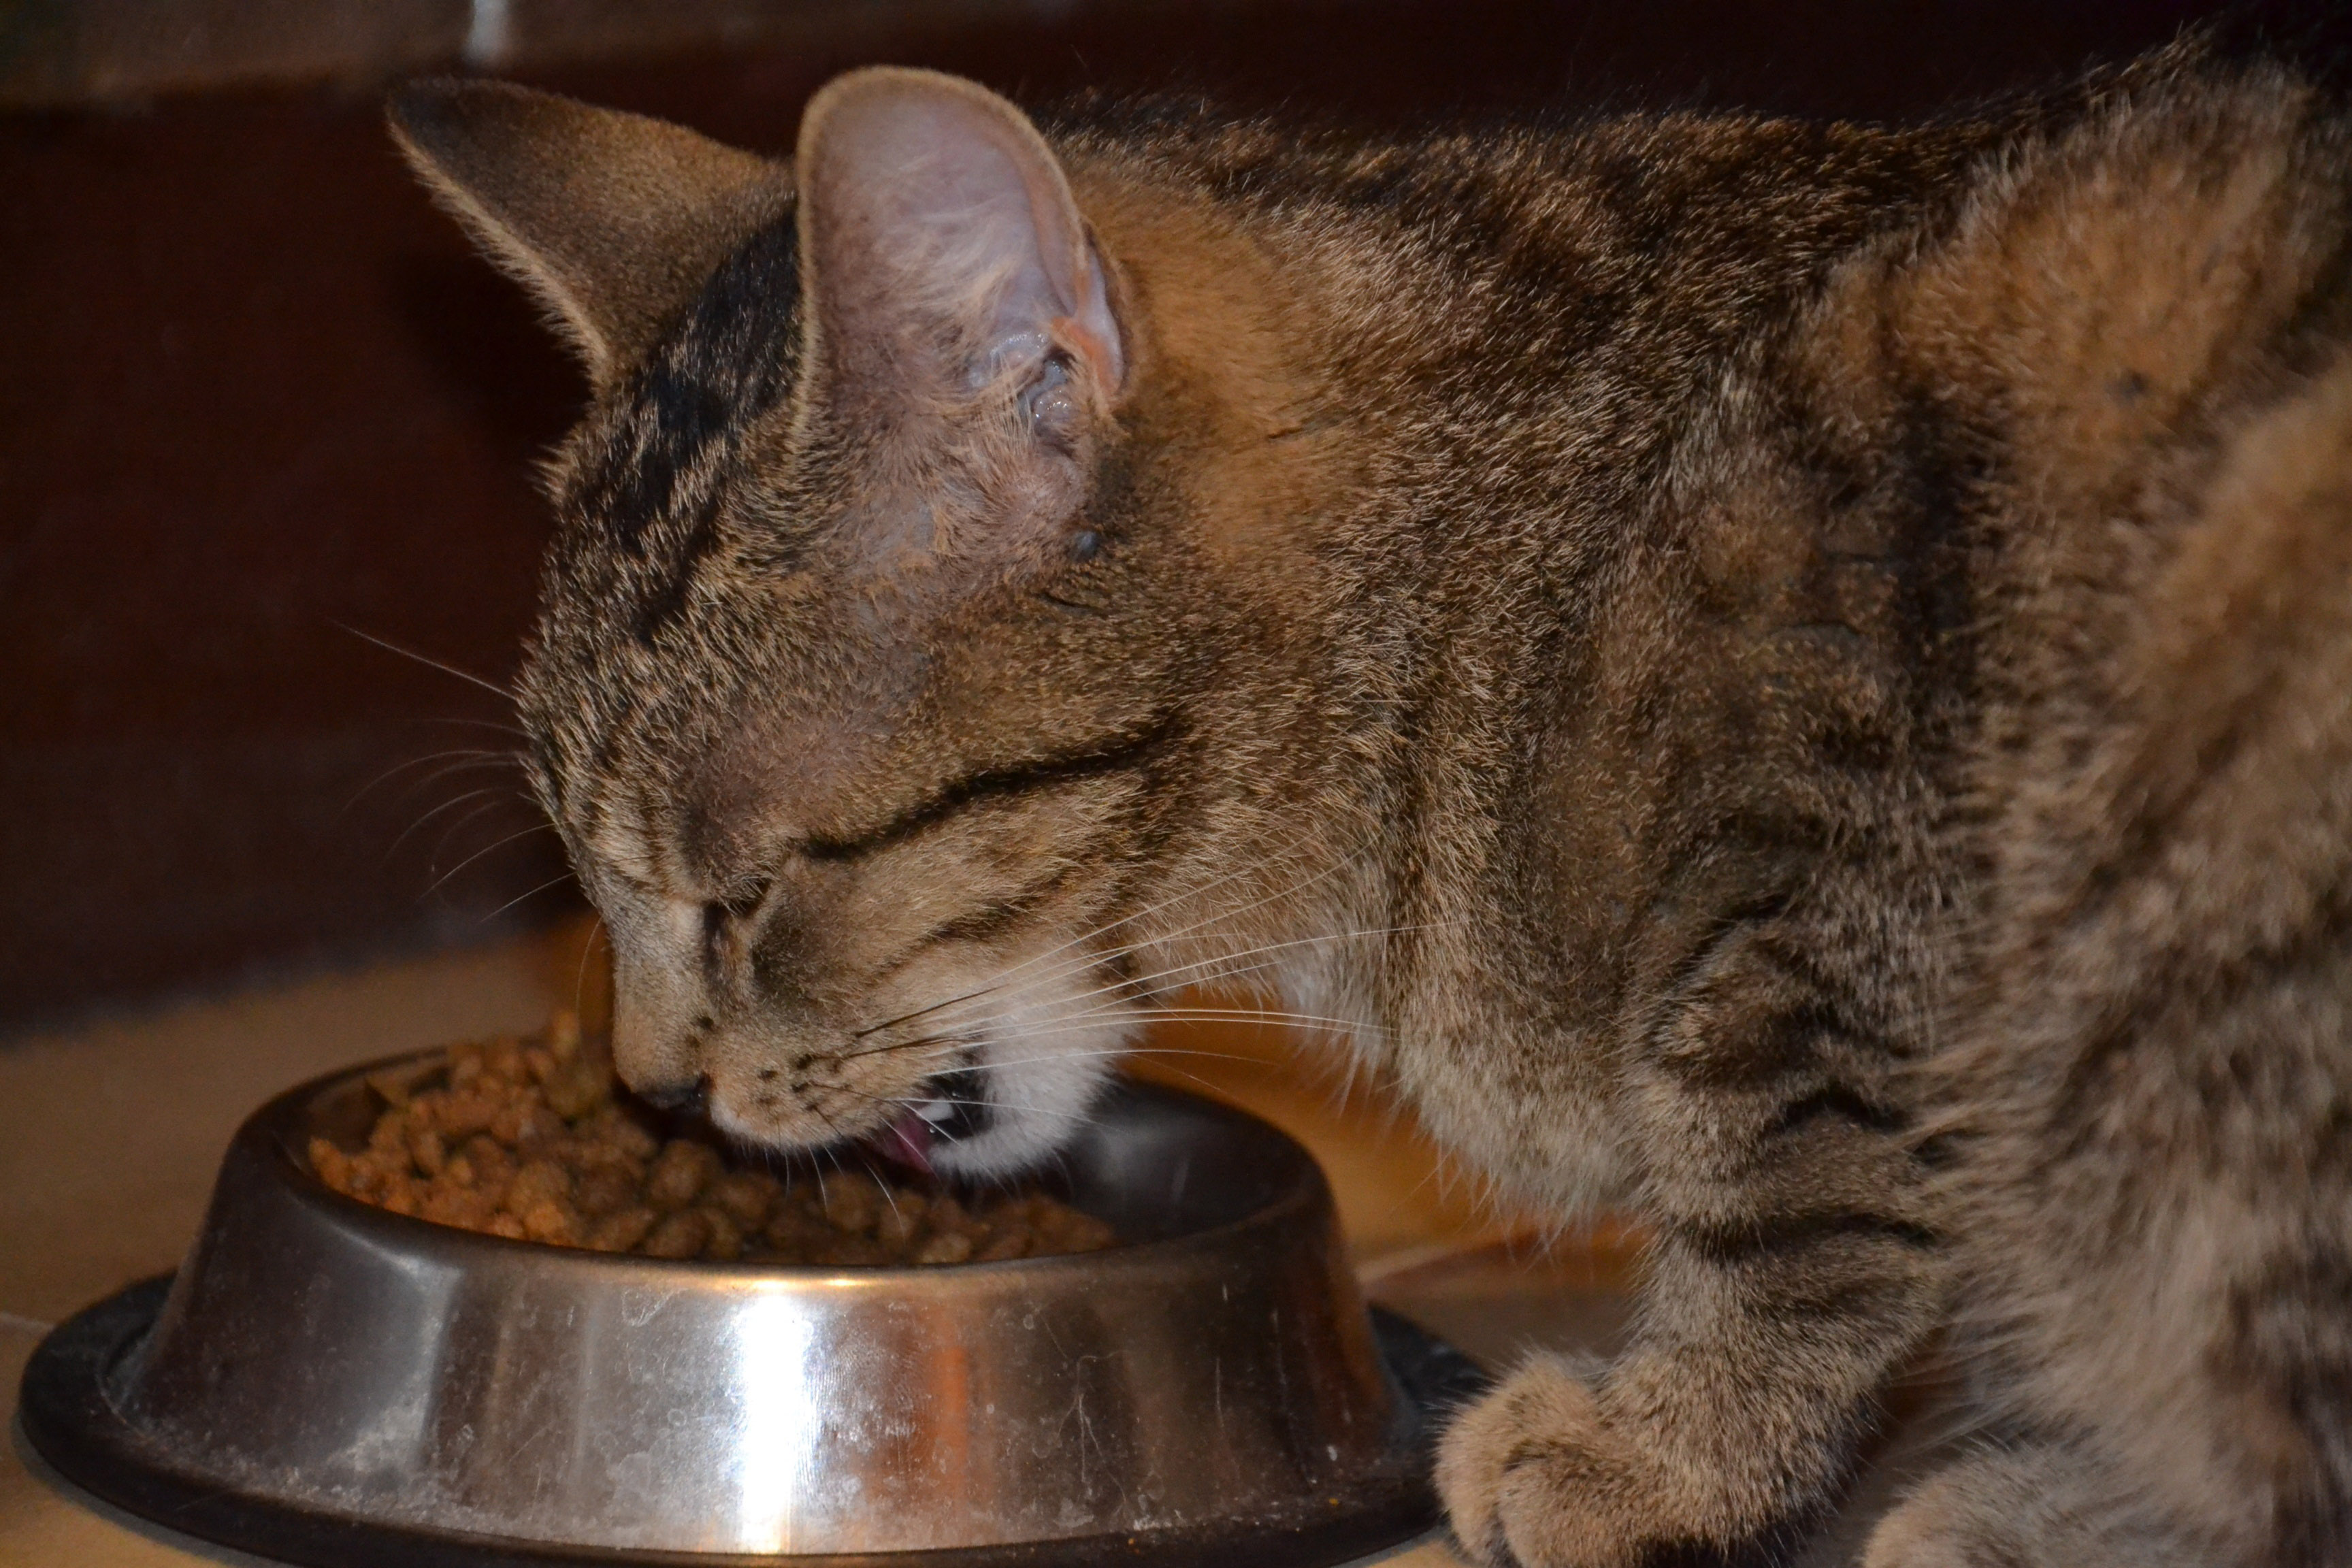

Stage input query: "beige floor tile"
[{"left": 0, "top": 927, "right": 598, "bottom": 1327}]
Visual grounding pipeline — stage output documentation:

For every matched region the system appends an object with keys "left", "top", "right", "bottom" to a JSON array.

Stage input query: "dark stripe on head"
[
  {"left": 804, "top": 712, "right": 1182, "bottom": 862},
  {"left": 570, "top": 210, "right": 804, "bottom": 637}
]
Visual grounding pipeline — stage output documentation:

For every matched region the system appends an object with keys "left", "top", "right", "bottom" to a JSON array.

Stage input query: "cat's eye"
[{"left": 1070, "top": 529, "right": 1102, "bottom": 562}]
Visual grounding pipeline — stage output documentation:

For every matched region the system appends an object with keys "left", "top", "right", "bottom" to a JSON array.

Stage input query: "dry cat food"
[{"left": 306, "top": 1012, "right": 1115, "bottom": 1265}]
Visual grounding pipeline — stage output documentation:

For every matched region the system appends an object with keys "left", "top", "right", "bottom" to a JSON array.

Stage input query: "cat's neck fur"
[{"left": 1063, "top": 114, "right": 1994, "bottom": 1209}]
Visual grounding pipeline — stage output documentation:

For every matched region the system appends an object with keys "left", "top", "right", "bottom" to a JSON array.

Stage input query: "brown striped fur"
[{"left": 393, "top": 39, "right": 2352, "bottom": 1566}]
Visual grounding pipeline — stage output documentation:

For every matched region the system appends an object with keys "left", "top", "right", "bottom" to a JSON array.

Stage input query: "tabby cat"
[{"left": 392, "top": 40, "right": 2352, "bottom": 1567}]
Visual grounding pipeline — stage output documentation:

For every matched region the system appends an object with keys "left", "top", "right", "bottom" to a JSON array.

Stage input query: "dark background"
[{"left": 2, "top": 0, "right": 2337, "bottom": 1025}]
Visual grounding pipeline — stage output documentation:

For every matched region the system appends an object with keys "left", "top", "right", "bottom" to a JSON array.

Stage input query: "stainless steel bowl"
[{"left": 21, "top": 1054, "right": 1480, "bottom": 1567}]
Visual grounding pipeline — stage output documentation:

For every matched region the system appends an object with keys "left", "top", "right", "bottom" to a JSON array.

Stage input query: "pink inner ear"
[
  {"left": 802, "top": 76, "right": 1123, "bottom": 408},
  {"left": 1056, "top": 240, "right": 1125, "bottom": 391}
]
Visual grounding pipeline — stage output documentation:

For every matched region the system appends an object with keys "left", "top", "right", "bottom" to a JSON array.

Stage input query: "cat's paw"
[
  {"left": 1434, "top": 1356, "right": 1671, "bottom": 1568},
  {"left": 1861, "top": 1449, "right": 2175, "bottom": 1568}
]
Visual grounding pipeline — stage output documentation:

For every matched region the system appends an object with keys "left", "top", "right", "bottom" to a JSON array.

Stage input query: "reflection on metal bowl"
[{"left": 21, "top": 1055, "right": 1484, "bottom": 1567}]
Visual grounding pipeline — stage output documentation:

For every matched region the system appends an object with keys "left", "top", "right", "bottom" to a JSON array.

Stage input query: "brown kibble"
[
  {"left": 333, "top": 1019, "right": 1115, "bottom": 1265},
  {"left": 503, "top": 1158, "right": 572, "bottom": 1217},
  {"left": 407, "top": 1124, "right": 447, "bottom": 1177},
  {"left": 309, "top": 1137, "right": 354, "bottom": 1193},
  {"left": 762, "top": 1203, "right": 832, "bottom": 1252},
  {"left": 547, "top": 1008, "right": 582, "bottom": 1061},
  {"left": 646, "top": 1139, "right": 722, "bottom": 1210},
  {"left": 912, "top": 1229, "right": 975, "bottom": 1266},
  {"left": 350, "top": 1150, "right": 408, "bottom": 1201},
  {"left": 874, "top": 1190, "right": 927, "bottom": 1247},
  {"left": 573, "top": 1162, "right": 638, "bottom": 1219},
  {"left": 706, "top": 1171, "right": 781, "bottom": 1229},
  {"left": 461, "top": 1132, "right": 504, "bottom": 1164},
  {"left": 1052, "top": 1211, "right": 1117, "bottom": 1254},
  {"left": 586, "top": 1205, "right": 659, "bottom": 1253},
  {"left": 884, "top": 1189, "right": 926, "bottom": 1241},
  {"left": 598, "top": 1109, "right": 659, "bottom": 1162},
  {"left": 975, "top": 1225, "right": 1033, "bottom": 1262},
  {"left": 462, "top": 1135, "right": 515, "bottom": 1196},
  {"left": 819, "top": 1175, "right": 883, "bottom": 1235},
  {"left": 542, "top": 1055, "right": 610, "bottom": 1120},
  {"left": 698, "top": 1206, "right": 745, "bottom": 1260},
  {"left": 512, "top": 1100, "right": 566, "bottom": 1149},
  {"left": 380, "top": 1181, "right": 422, "bottom": 1218},
  {"left": 423, "top": 1186, "right": 497, "bottom": 1231},
  {"left": 436, "top": 1092, "right": 502, "bottom": 1139},
  {"left": 817, "top": 1235, "right": 890, "bottom": 1267},
  {"left": 489, "top": 1092, "right": 561, "bottom": 1149},
  {"left": 368, "top": 1111, "right": 410, "bottom": 1158},
  {"left": 642, "top": 1209, "right": 712, "bottom": 1260},
  {"left": 521, "top": 1197, "right": 581, "bottom": 1246},
  {"left": 485, "top": 1036, "right": 527, "bottom": 1085}
]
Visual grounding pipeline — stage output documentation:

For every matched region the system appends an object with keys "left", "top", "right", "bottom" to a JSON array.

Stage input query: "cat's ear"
[
  {"left": 794, "top": 67, "right": 1125, "bottom": 430},
  {"left": 389, "top": 80, "right": 791, "bottom": 389}
]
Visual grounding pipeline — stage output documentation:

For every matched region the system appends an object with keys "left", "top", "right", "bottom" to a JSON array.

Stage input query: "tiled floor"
[{"left": 0, "top": 921, "right": 1957, "bottom": 1567}]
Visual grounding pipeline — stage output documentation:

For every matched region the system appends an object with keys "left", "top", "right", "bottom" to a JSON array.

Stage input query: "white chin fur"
[{"left": 927, "top": 1013, "right": 1139, "bottom": 1177}]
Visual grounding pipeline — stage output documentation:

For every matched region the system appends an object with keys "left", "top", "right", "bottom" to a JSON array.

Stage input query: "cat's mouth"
[{"left": 863, "top": 1065, "right": 990, "bottom": 1175}]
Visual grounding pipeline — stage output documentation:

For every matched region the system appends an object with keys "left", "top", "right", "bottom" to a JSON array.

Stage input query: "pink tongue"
[{"left": 870, "top": 1109, "right": 934, "bottom": 1175}]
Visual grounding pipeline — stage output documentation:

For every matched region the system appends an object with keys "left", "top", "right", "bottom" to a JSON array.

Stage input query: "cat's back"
[
  {"left": 1808, "top": 52, "right": 2352, "bottom": 849},
  {"left": 1788, "top": 59, "right": 2352, "bottom": 1567}
]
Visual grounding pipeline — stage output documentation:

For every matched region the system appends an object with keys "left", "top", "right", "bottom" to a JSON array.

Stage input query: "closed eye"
[
  {"left": 701, "top": 875, "right": 773, "bottom": 956},
  {"left": 799, "top": 711, "right": 1178, "bottom": 862}
]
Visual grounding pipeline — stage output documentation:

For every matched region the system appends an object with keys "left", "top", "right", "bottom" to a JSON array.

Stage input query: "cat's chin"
[
  {"left": 942, "top": 1045, "right": 1126, "bottom": 1177},
  {"left": 923, "top": 1105, "right": 1088, "bottom": 1179}
]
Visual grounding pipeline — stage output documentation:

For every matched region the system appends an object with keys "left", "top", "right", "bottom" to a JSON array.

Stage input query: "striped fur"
[{"left": 395, "top": 39, "right": 2352, "bottom": 1567}]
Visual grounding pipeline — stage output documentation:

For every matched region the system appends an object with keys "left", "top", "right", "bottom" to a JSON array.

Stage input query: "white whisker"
[
  {"left": 963, "top": 925, "right": 1437, "bottom": 1032},
  {"left": 424, "top": 798, "right": 529, "bottom": 866},
  {"left": 424, "top": 716, "right": 532, "bottom": 738},
  {"left": 334, "top": 621, "right": 517, "bottom": 703},
  {"left": 853, "top": 843, "right": 1359, "bottom": 1040},
  {"left": 424, "top": 820, "right": 558, "bottom": 894},
  {"left": 956, "top": 1045, "right": 1265, "bottom": 1072},
  {"left": 473, "top": 869, "right": 574, "bottom": 922},
  {"left": 343, "top": 747, "right": 520, "bottom": 814},
  {"left": 386, "top": 786, "right": 512, "bottom": 857}
]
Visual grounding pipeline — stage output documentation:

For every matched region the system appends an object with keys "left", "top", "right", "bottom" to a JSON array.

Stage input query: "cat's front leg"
[
  {"left": 1861, "top": 1446, "right": 2200, "bottom": 1568},
  {"left": 1437, "top": 959, "right": 1942, "bottom": 1565},
  {"left": 1437, "top": 1213, "right": 1937, "bottom": 1567}
]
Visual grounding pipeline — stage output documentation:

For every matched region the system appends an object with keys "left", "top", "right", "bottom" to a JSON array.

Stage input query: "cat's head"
[{"left": 392, "top": 71, "right": 1354, "bottom": 1173}]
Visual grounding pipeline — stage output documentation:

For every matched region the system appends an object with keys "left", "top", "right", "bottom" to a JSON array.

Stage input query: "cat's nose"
[{"left": 637, "top": 1073, "right": 711, "bottom": 1117}]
